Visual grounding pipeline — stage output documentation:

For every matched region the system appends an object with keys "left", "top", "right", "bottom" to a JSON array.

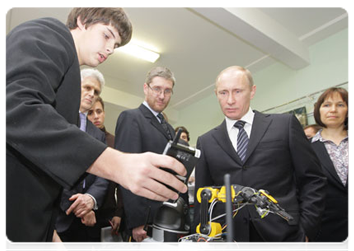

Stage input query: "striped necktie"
[{"left": 234, "top": 120, "right": 249, "bottom": 163}]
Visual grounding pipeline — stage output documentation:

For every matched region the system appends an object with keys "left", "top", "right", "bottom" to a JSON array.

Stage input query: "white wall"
[{"left": 173, "top": 28, "right": 348, "bottom": 147}]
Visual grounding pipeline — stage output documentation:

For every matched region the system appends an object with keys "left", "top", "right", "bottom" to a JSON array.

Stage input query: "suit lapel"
[
  {"left": 346, "top": 139, "right": 352, "bottom": 187},
  {"left": 139, "top": 104, "right": 172, "bottom": 141},
  {"left": 243, "top": 111, "right": 272, "bottom": 163},
  {"left": 212, "top": 120, "right": 242, "bottom": 165},
  {"left": 85, "top": 119, "right": 93, "bottom": 134},
  {"left": 312, "top": 141, "right": 345, "bottom": 188}
]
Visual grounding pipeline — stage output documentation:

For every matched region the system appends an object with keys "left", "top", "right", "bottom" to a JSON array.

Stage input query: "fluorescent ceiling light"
[{"left": 116, "top": 41, "right": 160, "bottom": 63}]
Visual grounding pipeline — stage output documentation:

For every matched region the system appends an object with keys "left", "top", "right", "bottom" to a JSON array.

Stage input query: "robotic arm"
[{"left": 195, "top": 184, "right": 293, "bottom": 238}]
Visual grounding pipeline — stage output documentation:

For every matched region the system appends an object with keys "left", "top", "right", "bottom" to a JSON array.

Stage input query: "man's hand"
[
  {"left": 66, "top": 193, "right": 94, "bottom": 217},
  {"left": 87, "top": 148, "right": 188, "bottom": 202},
  {"left": 110, "top": 216, "right": 121, "bottom": 235},
  {"left": 50, "top": 230, "right": 68, "bottom": 251},
  {"left": 132, "top": 225, "right": 147, "bottom": 242},
  {"left": 81, "top": 210, "right": 96, "bottom": 227}
]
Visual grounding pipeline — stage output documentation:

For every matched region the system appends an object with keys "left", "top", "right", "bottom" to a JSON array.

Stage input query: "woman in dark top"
[{"left": 311, "top": 87, "right": 348, "bottom": 242}]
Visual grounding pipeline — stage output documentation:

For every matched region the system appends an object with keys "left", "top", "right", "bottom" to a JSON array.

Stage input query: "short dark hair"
[
  {"left": 175, "top": 126, "right": 190, "bottom": 141},
  {"left": 313, "top": 87, "right": 348, "bottom": 130},
  {"left": 95, "top": 96, "right": 105, "bottom": 110},
  {"left": 66, "top": 8, "right": 132, "bottom": 47}
]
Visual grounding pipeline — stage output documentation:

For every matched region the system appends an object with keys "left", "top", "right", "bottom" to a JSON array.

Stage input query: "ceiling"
[{"left": 6, "top": 7, "right": 348, "bottom": 132}]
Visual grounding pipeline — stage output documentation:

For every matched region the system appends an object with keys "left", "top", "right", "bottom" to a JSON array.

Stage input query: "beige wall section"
[
  {"left": 172, "top": 28, "right": 348, "bottom": 147},
  {"left": 100, "top": 28, "right": 347, "bottom": 145}
]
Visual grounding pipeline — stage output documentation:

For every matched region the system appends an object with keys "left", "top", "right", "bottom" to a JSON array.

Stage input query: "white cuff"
[{"left": 85, "top": 193, "right": 98, "bottom": 210}]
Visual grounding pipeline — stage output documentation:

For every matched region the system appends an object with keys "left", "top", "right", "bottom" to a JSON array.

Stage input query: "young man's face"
[
  {"left": 87, "top": 100, "right": 105, "bottom": 129},
  {"left": 215, "top": 70, "right": 256, "bottom": 120},
  {"left": 80, "top": 76, "right": 101, "bottom": 113},
  {"left": 143, "top": 76, "right": 174, "bottom": 113},
  {"left": 76, "top": 21, "right": 122, "bottom": 67},
  {"left": 180, "top": 132, "right": 189, "bottom": 142}
]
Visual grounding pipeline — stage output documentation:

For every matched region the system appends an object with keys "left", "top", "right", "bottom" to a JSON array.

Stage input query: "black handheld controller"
[{"left": 160, "top": 129, "right": 200, "bottom": 193}]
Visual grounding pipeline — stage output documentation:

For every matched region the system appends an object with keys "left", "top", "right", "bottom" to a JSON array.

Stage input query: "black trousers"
[
  {"left": 249, "top": 221, "right": 264, "bottom": 242},
  {"left": 249, "top": 222, "right": 305, "bottom": 251},
  {"left": 58, "top": 218, "right": 100, "bottom": 242}
]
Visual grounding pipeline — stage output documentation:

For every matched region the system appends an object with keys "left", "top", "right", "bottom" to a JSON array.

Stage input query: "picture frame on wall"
[{"left": 286, "top": 106, "right": 308, "bottom": 127}]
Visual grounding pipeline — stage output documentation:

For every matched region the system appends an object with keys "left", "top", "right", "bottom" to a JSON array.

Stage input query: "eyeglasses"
[{"left": 148, "top": 84, "right": 173, "bottom": 96}]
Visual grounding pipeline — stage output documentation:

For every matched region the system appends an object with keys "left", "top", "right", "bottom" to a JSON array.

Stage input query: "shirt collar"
[
  {"left": 79, "top": 111, "right": 88, "bottom": 116},
  {"left": 143, "top": 101, "right": 159, "bottom": 117},
  {"left": 225, "top": 107, "right": 255, "bottom": 133},
  {"left": 311, "top": 129, "right": 349, "bottom": 143}
]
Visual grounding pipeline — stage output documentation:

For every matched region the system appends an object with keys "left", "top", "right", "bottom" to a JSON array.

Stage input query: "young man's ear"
[{"left": 76, "top": 16, "right": 86, "bottom": 30}]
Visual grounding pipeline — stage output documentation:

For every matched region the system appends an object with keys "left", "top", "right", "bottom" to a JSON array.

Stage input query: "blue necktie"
[
  {"left": 79, "top": 112, "right": 87, "bottom": 189},
  {"left": 79, "top": 112, "right": 87, "bottom": 132},
  {"left": 234, "top": 120, "right": 249, "bottom": 163}
]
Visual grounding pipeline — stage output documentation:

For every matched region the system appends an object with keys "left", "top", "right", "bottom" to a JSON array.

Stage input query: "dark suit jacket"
[
  {"left": 56, "top": 120, "right": 109, "bottom": 237},
  {"left": 95, "top": 128, "right": 124, "bottom": 228},
  {"left": 311, "top": 140, "right": 348, "bottom": 242},
  {"left": 114, "top": 104, "right": 176, "bottom": 231},
  {"left": 194, "top": 111, "right": 326, "bottom": 242},
  {"left": 102, "top": 127, "right": 115, "bottom": 148},
  {"left": 6, "top": 18, "right": 107, "bottom": 242}
]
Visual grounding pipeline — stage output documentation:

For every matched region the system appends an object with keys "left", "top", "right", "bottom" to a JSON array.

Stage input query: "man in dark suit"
[
  {"left": 6, "top": 8, "right": 187, "bottom": 242},
  {"left": 55, "top": 69, "right": 109, "bottom": 242},
  {"left": 115, "top": 66, "right": 185, "bottom": 242},
  {"left": 193, "top": 66, "right": 327, "bottom": 242}
]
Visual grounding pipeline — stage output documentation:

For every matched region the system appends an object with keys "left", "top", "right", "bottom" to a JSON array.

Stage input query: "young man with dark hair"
[{"left": 7, "top": 8, "right": 187, "bottom": 242}]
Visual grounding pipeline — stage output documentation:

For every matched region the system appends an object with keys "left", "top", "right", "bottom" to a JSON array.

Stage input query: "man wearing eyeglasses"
[{"left": 114, "top": 66, "right": 186, "bottom": 242}]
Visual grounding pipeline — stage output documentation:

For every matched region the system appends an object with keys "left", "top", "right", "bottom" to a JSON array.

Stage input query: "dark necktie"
[
  {"left": 157, "top": 113, "right": 173, "bottom": 140},
  {"left": 234, "top": 120, "right": 249, "bottom": 163}
]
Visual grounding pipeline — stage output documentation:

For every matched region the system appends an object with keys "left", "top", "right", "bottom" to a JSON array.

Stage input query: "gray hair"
[
  {"left": 145, "top": 66, "right": 176, "bottom": 86},
  {"left": 81, "top": 68, "right": 105, "bottom": 89}
]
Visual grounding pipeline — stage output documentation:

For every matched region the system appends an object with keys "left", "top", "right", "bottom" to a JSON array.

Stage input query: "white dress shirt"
[
  {"left": 225, "top": 107, "right": 255, "bottom": 153},
  {"left": 143, "top": 101, "right": 161, "bottom": 122}
]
